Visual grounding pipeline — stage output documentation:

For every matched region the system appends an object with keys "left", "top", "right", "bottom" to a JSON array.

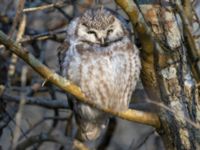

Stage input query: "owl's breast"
[{"left": 63, "top": 41, "right": 140, "bottom": 111}]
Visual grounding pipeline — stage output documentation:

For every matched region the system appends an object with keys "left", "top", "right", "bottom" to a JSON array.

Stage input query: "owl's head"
[{"left": 76, "top": 8, "right": 128, "bottom": 46}]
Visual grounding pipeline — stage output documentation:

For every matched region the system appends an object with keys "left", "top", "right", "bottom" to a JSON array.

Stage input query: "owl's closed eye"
[{"left": 76, "top": 9, "right": 127, "bottom": 46}]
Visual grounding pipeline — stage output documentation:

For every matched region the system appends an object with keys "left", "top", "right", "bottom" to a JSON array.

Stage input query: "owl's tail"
[
  {"left": 73, "top": 103, "right": 107, "bottom": 141},
  {"left": 76, "top": 120, "right": 105, "bottom": 141}
]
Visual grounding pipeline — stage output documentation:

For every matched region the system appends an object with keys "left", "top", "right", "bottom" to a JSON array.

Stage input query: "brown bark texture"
[{"left": 116, "top": 0, "right": 200, "bottom": 149}]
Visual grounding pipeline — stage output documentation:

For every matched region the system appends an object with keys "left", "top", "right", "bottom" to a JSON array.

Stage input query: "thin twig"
[
  {"left": 43, "top": 0, "right": 72, "bottom": 20},
  {"left": 8, "top": 15, "right": 27, "bottom": 77},
  {"left": 12, "top": 66, "right": 28, "bottom": 148},
  {"left": 16, "top": 133, "right": 89, "bottom": 150},
  {"left": 129, "top": 129, "right": 155, "bottom": 150},
  {"left": 9, "top": 0, "right": 25, "bottom": 37},
  {"left": 23, "top": 2, "right": 67, "bottom": 13},
  {"left": 147, "top": 99, "right": 200, "bottom": 129},
  {"left": 18, "top": 116, "right": 69, "bottom": 141},
  {"left": 2, "top": 92, "right": 69, "bottom": 109},
  {"left": 20, "top": 29, "right": 66, "bottom": 43}
]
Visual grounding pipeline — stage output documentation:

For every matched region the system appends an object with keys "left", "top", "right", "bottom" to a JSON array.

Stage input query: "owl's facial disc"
[
  {"left": 77, "top": 19, "right": 124, "bottom": 46},
  {"left": 76, "top": 8, "right": 126, "bottom": 46}
]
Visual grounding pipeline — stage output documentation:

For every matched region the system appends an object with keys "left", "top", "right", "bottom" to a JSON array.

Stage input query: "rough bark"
[
  {"left": 116, "top": 0, "right": 200, "bottom": 149},
  {"left": 138, "top": 1, "right": 200, "bottom": 150}
]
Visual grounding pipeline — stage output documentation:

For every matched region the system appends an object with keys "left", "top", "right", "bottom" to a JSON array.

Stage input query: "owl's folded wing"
[{"left": 57, "top": 40, "right": 69, "bottom": 73}]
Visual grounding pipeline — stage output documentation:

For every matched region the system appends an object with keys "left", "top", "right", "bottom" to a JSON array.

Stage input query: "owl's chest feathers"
[
  {"left": 64, "top": 38, "right": 134, "bottom": 77},
  {"left": 62, "top": 37, "right": 140, "bottom": 110},
  {"left": 65, "top": 39, "right": 137, "bottom": 83}
]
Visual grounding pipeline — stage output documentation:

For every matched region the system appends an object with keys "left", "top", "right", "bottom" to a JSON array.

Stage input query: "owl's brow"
[
  {"left": 87, "top": 30, "right": 98, "bottom": 39},
  {"left": 82, "top": 23, "right": 88, "bottom": 27}
]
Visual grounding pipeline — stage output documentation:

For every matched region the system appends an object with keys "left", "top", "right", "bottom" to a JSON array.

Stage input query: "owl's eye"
[
  {"left": 87, "top": 30, "right": 96, "bottom": 34},
  {"left": 107, "top": 29, "right": 113, "bottom": 34}
]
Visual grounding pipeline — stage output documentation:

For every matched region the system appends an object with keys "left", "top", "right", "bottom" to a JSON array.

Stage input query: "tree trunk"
[{"left": 137, "top": 0, "right": 200, "bottom": 149}]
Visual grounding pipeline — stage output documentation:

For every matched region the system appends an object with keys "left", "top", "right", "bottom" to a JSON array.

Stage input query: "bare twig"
[
  {"left": 43, "top": 0, "right": 72, "bottom": 20},
  {"left": 16, "top": 133, "right": 89, "bottom": 150},
  {"left": 9, "top": 0, "right": 25, "bottom": 37},
  {"left": 2, "top": 91, "right": 69, "bottom": 109},
  {"left": 20, "top": 29, "right": 66, "bottom": 43},
  {"left": 146, "top": 99, "right": 200, "bottom": 129},
  {"left": 12, "top": 66, "right": 28, "bottom": 148},
  {"left": 7, "top": 0, "right": 26, "bottom": 86},
  {"left": 8, "top": 15, "right": 27, "bottom": 77},
  {"left": 193, "top": 8, "right": 200, "bottom": 25},
  {"left": 23, "top": 2, "right": 67, "bottom": 13},
  {"left": 10, "top": 85, "right": 65, "bottom": 94},
  {"left": 18, "top": 116, "right": 69, "bottom": 141},
  {"left": 129, "top": 129, "right": 155, "bottom": 150},
  {"left": 0, "top": 30, "right": 160, "bottom": 128},
  {"left": 0, "top": 104, "right": 18, "bottom": 131}
]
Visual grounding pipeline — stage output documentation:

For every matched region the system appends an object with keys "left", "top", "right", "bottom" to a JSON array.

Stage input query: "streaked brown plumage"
[{"left": 58, "top": 7, "right": 141, "bottom": 141}]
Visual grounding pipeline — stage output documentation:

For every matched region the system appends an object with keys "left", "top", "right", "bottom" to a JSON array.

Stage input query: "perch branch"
[{"left": 0, "top": 30, "right": 160, "bottom": 128}]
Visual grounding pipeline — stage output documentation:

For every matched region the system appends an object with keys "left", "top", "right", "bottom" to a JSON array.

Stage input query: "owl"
[{"left": 58, "top": 7, "right": 141, "bottom": 141}]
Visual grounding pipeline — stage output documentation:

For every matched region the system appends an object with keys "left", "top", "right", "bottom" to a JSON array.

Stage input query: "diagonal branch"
[
  {"left": 0, "top": 30, "right": 160, "bottom": 128},
  {"left": 23, "top": 2, "right": 67, "bottom": 13}
]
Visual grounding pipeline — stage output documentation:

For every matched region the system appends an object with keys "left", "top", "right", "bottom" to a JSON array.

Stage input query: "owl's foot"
[{"left": 76, "top": 122, "right": 102, "bottom": 141}]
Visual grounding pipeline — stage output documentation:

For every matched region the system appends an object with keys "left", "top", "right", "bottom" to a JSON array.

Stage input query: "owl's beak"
[{"left": 100, "top": 37, "right": 105, "bottom": 45}]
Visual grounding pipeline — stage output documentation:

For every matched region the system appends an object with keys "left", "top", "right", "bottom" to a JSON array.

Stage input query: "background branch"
[
  {"left": 23, "top": 1, "right": 67, "bottom": 13},
  {"left": 1, "top": 92, "right": 69, "bottom": 109},
  {"left": 16, "top": 132, "right": 89, "bottom": 150}
]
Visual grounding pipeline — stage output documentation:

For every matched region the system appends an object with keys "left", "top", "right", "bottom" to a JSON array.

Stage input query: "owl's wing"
[
  {"left": 57, "top": 39, "right": 75, "bottom": 110},
  {"left": 57, "top": 40, "right": 69, "bottom": 73}
]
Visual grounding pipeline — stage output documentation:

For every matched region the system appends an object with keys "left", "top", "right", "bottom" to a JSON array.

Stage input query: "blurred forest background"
[{"left": 0, "top": 0, "right": 199, "bottom": 150}]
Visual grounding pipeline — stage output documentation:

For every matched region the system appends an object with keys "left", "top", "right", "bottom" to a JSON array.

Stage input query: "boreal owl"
[{"left": 58, "top": 7, "right": 141, "bottom": 141}]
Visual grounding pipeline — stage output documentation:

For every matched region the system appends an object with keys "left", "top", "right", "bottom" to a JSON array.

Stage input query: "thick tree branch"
[{"left": 0, "top": 30, "right": 160, "bottom": 128}]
